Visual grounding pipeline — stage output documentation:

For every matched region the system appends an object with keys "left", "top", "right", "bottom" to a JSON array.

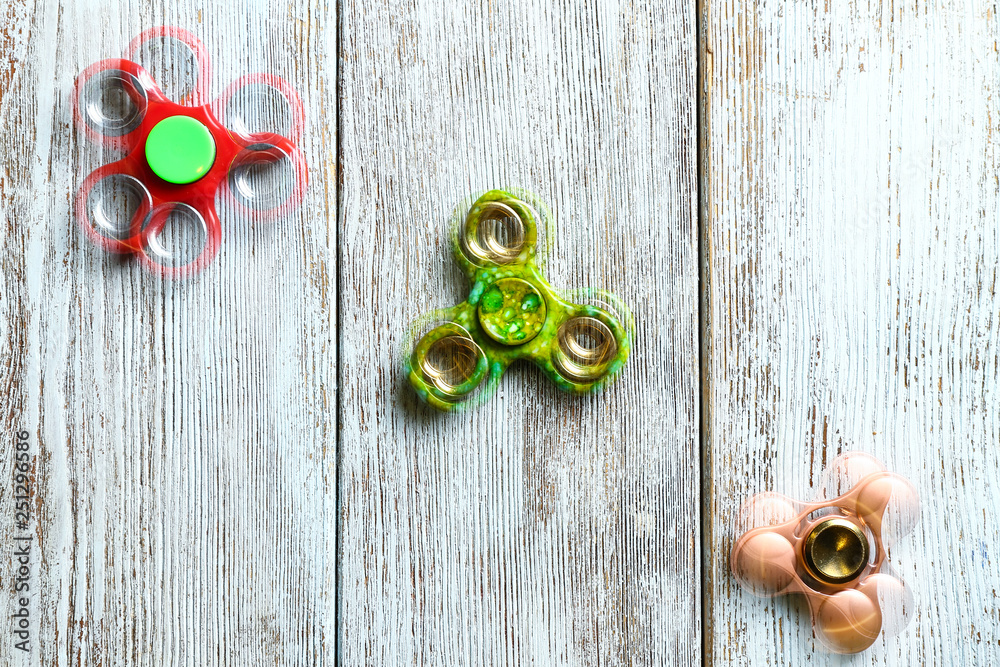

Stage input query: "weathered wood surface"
[
  {"left": 5, "top": 0, "right": 998, "bottom": 663},
  {"left": 337, "top": 0, "right": 699, "bottom": 664},
  {"left": 0, "top": 1, "right": 336, "bottom": 664},
  {"left": 702, "top": 1, "right": 1000, "bottom": 664}
]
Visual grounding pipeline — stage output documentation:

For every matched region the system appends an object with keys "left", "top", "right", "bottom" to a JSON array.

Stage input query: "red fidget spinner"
[
  {"left": 730, "top": 452, "right": 920, "bottom": 654},
  {"left": 74, "top": 27, "right": 308, "bottom": 277}
]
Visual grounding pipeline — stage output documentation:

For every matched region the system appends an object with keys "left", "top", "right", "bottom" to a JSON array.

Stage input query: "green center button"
[
  {"left": 144, "top": 115, "right": 217, "bottom": 184},
  {"left": 478, "top": 277, "right": 547, "bottom": 346}
]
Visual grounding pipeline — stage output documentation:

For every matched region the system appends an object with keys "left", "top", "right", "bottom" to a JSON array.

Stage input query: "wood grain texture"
[
  {"left": 0, "top": 0, "right": 336, "bottom": 664},
  {"left": 702, "top": 0, "right": 1000, "bottom": 664},
  {"left": 337, "top": 0, "right": 699, "bottom": 664}
]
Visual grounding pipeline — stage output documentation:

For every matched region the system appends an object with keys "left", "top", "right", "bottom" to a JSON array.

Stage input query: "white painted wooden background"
[
  {"left": 338, "top": 0, "right": 698, "bottom": 664},
  {"left": 0, "top": 0, "right": 337, "bottom": 664},
  {"left": 0, "top": 0, "right": 996, "bottom": 665},
  {"left": 702, "top": 0, "right": 1000, "bottom": 665}
]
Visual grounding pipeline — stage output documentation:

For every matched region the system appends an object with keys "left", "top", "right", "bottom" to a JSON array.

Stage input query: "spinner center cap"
[
  {"left": 478, "top": 277, "right": 546, "bottom": 345},
  {"left": 803, "top": 517, "right": 870, "bottom": 584},
  {"left": 145, "top": 115, "right": 217, "bottom": 184}
]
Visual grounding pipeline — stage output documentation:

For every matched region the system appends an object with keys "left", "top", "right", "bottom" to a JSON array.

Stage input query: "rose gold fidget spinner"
[{"left": 730, "top": 452, "right": 920, "bottom": 654}]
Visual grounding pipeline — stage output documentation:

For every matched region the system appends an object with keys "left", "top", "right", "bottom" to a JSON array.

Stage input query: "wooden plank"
[
  {"left": 0, "top": 1, "right": 336, "bottom": 664},
  {"left": 702, "top": 0, "right": 1000, "bottom": 663},
  {"left": 337, "top": 0, "right": 699, "bottom": 664}
]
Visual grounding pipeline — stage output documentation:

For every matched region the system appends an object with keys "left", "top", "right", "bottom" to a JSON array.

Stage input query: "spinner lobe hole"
[
  {"left": 553, "top": 316, "right": 618, "bottom": 383},
  {"left": 144, "top": 204, "right": 209, "bottom": 268},
  {"left": 133, "top": 35, "right": 201, "bottom": 102},
  {"left": 80, "top": 69, "right": 147, "bottom": 137},
  {"left": 230, "top": 144, "right": 297, "bottom": 212},
  {"left": 465, "top": 202, "right": 525, "bottom": 264},
  {"left": 421, "top": 334, "right": 484, "bottom": 400},
  {"left": 85, "top": 174, "right": 151, "bottom": 240},
  {"left": 225, "top": 83, "right": 295, "bottom": 138}
]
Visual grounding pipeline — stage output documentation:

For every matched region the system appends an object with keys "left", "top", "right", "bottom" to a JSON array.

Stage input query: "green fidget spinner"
[{"left": 405, "top": 189, "right": 633, "bottom": 411}]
